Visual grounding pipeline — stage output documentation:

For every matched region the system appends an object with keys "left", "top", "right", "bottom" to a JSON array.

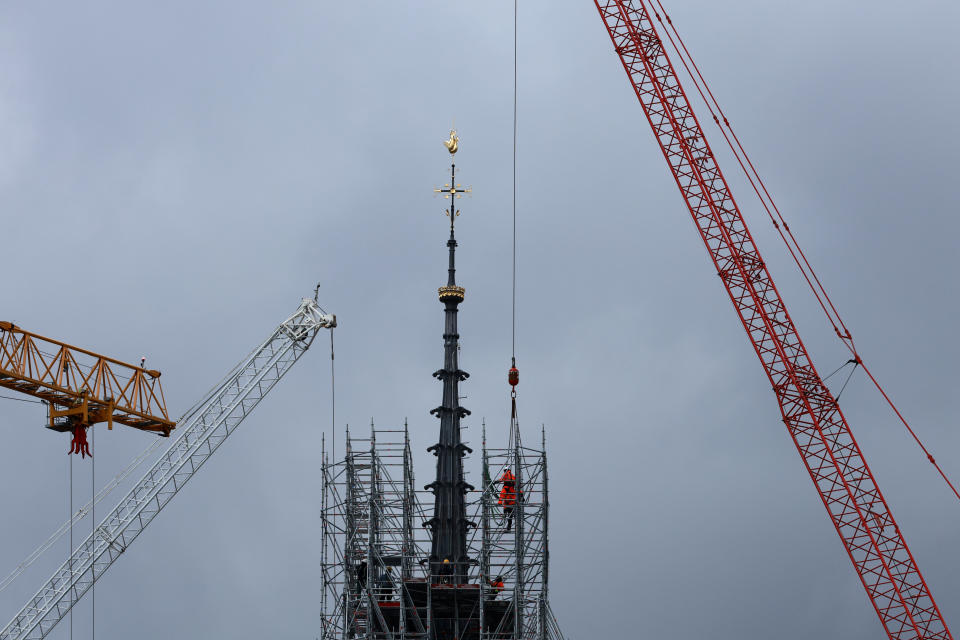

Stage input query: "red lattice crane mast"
[
  {"left": 0, "top": 321, "right": 174, "bottom": 456},
  {"left": 592, "top": 2, "right": 952, "bottom": 638}
]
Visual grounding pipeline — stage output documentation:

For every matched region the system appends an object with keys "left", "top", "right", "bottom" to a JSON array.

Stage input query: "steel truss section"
[
  {"left": 473, "top": 421, "right": 560, "bottom": 640},
  {"left": 321, "top": 421, "right": 565, "bottom": 640},
  {"left": 0, "top": 321, "right": 174, "bottom": 435},
  {"left": 320, "top": 423, "right": 432, "bottom": 640},
  {"left": 593, "top": 2, "right": 952, "bottom": 639},
  {"left": 1, "top": 298, "right": 335, "bottom": 640}
]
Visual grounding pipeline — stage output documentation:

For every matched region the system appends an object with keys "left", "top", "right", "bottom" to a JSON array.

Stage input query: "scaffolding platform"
[{"left": 319, "top": 422, "right": 565, "bottom": 640}]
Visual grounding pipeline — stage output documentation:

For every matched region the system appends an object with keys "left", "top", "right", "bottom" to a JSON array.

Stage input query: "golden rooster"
[{"left": 443, "top": 129, "right": 459, "bottom": 155}]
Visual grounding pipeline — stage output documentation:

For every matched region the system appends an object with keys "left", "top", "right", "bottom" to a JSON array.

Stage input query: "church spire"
[{"left": 426, "top": 130, "right": 473, "bottom": 582}]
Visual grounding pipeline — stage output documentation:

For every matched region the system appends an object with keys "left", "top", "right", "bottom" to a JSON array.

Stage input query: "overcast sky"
[{"left": 2, "top": 1, "right": 959, "bottom": 638}]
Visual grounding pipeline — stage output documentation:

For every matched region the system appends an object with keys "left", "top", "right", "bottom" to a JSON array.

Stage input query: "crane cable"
[
  {"left": 314, "top": 284, "right": 336, "bottom": 464},
  {"left": 511, "top": 0, "right": 518, "bottom": 364},
  {"left": 507, "top": 0, "right": 520, "bottom": 409},
  {"left": 0, "top": 335, "right": 273, "bottom": 597},
  {"left": 0, "top": 394, "right": 44, "bottom": 404},
  {"left": 649, "top": 1, "right": 848, "bottom": 339},
  {"left": 648, "top": 1, "right": 960, "bottom": 503},
  {"left": 330, "top": 326, "right": 336, "bottom": 465},
  {"left": 69, "top": 453, "right": 73, "bottom": 640},
  {"left": 0, "top": 438, "right": 164, "bottom": 594},
  {"left": 0, "top": 348, "right": 258, "bottom": 595},
  {"left": 91, "top": 427, "right": 95, "bottom": 640}
]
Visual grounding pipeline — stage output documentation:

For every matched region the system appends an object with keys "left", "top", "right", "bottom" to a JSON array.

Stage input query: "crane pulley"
[{"left": 0, "top": 321, "right": 175, "bottom": 456}]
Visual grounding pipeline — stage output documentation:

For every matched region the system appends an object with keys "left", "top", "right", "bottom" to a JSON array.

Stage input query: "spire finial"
[
  {"left": 443, "top": 129, "right": 459, "bottom": 155},
  {"left": 434, "top": 130, "right": 470, "bottom": 303},
  {"left": 433, "top": 138, "right": 471, "bottom": 229}
]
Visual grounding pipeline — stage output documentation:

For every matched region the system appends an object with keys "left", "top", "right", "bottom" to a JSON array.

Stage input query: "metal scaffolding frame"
[
  {"left": 320, "top": 418, "right": 565, "bottom": 640},
  {"left": 320, "top": 422, "right": 433, "bottom": 640},
  {"left": 473, "top": 419, "right": 558, "bottom": 640}
]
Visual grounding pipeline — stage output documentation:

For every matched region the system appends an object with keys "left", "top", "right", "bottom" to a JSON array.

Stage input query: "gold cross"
[
  {"left": 433, "top": 183, "right": 472, "bottom": 200},
  {"left": 435, "top": 167, "right": 471, "bottom": 218}
]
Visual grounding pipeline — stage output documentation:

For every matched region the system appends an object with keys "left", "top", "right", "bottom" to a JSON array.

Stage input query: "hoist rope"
[
  {"left": 91, "top": 427, "right": 95, "bottom": 640},
  {"left": 649, "top": 1, "right": 960, "bottom": 503},
  {"left": 0, "top": 437, "right": 164, "bottom": 593},
  {"left": 511, "top": 0, "right": 518, "bottom": 363},
  {"left": 0, "top": 394, "right": 44, "bottom": 404},
  {"left": 69, "top": 453, "right": 73, "bottom": 640},
  {"left": 2, "top": 349, "right": 225, "bottom": 594},
  {"left": 330, "top": 328, "right": 336, "bottom": 464}
]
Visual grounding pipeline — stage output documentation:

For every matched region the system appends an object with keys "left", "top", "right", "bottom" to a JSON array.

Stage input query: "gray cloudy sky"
[{"left": 2, "top": 1, "right": 959, "bottom": 638}]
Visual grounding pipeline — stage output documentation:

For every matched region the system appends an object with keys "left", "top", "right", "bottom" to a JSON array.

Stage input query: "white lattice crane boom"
[{"left": 0, "top": 297, "right": 335, "bottom": 640}]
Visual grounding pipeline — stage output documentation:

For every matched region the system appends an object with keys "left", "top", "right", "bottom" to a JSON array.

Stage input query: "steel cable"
[
  {"left": 649, "top": 0, "right": 960, "bottom": 503},
  {"left": 511, "top": 0, "right": 518, "bottom": 363},
  {"left": 0, "top": 345, "right": 224, "bottom": 595},
  {"left": 69, "top": 453, "right": 73, "bottom": 640},
  {"left": 330, "top": 328, "right": 336, "bottom": 466},
  {"left": 91, "top": 427, "right": 95, "bottom": 640},
  {"left": 0, "top": 437, "right": 165, "bottom": 594},
  {"left": 0, "top": 395, "right": 44, "bottom": 405}
]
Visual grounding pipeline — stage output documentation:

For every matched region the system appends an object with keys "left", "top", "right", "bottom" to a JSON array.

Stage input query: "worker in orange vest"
[
  {"left": 498, "top": 469, "right": 520, "bottom": 532},
  {"left": 488, "top": 574, "right": 505, "bottom": 599}
]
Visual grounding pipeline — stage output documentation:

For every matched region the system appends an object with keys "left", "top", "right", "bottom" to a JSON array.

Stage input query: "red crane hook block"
[{"left": 69, "top": 426, "right": 92, "bottom": 458}]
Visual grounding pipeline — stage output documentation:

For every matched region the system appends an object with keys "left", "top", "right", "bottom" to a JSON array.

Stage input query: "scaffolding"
[
  {"left": 473, "top": 418, "right": 560, "bottom": 640},
  {"left": 320, "top": 422, "right": 432, "bottom": 639},
  {"left": 319, "top": 419, "right": 565, "bottom": 640}
]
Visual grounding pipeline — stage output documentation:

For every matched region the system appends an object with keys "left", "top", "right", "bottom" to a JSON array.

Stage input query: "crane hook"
[{"left": 69, "top": 425, "right": 92, "bottom": 458}]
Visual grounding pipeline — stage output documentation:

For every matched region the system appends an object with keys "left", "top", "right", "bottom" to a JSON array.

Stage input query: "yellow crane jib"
[{"left": 0, "top": 321, "right": 175, "bottom": 454}]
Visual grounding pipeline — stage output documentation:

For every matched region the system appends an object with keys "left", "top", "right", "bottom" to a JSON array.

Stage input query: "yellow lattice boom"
[{"left": 0, "top": 321, "right": 174, "bottom": 435}]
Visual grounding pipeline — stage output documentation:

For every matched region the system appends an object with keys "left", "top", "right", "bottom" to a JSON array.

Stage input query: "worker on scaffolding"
[
  {"left": 375, "top": 566, "right": 395, "bottom": 600},
  {"left": 357, "top": 560, "right": 368, "bottom": 594},
  {"left": 487, "top": 574, "right": 505, "bottom": 599},
  {"left": 438, "top": 557, "right": 454, "bottom": 584},
  {"left": 498, "top": 469, "right": 520, "bottom": 532}
]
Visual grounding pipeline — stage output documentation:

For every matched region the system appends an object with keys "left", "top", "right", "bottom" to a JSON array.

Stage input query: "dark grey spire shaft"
[{"left": 426, "top": 157, "right": 472, "bottom": 582}]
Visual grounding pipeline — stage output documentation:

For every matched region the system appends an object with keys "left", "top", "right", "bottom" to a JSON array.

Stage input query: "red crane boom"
[{"left": 592, "top": 2, "right": 952, "bottom": 638}]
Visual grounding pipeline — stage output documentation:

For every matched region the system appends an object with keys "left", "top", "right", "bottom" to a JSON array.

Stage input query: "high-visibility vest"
[{"left": 499, "top": 481, "right": 518, "bottom": 506}]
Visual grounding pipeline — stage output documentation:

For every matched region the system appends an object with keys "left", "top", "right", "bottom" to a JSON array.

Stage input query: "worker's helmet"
[
  {"left": 443, "top": 558, "right": 450, "bottom": 564},
  {"left": 495, "top": 575, "right": 503, "bottom": 581}
]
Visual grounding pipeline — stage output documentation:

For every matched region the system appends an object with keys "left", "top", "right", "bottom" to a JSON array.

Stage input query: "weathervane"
[
  {"left": 434, "top": 129, "right": 471, "bottom": 228},
  {"left": 443, "top": 129, "right": 459, "bottom": 155}
]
